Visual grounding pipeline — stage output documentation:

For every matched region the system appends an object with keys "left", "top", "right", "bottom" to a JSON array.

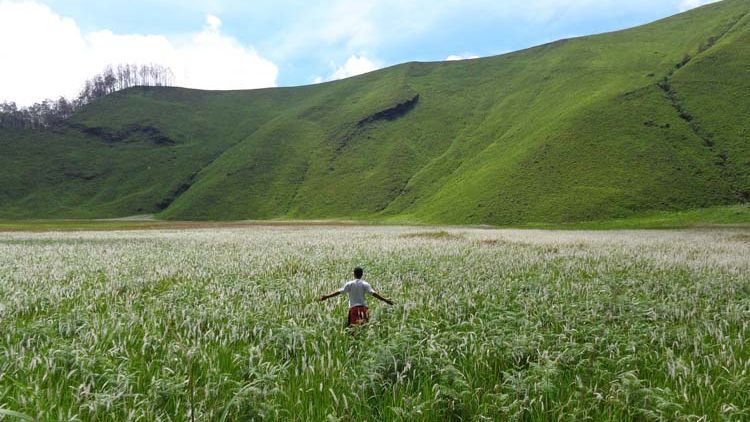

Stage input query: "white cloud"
[
  {"left": 205, "top": 14, "right": 222, "bottom": 32},
  {"left": 315, "top": 55, "right": 380, "bottom": 83},
  {"left": 0, "top": 1, "right": 278, "bottom": 106},
  {"left": 445, "top": 54, "right": 480, "bottom": 61},
  {"left": 678, "top": 0, "right": 720, "bottom": 12},
  {"left": 330, "top": 55, "right": 379, "bottom": 80}
]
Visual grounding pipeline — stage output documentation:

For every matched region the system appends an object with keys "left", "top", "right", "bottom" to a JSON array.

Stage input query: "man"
[{"left": 320, "top": 267, "right": 393, "bottom": 326}]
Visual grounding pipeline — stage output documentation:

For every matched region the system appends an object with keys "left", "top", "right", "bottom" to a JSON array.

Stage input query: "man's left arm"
[{"left": 372, "top": 291, "right": 393, "bottom": 305}]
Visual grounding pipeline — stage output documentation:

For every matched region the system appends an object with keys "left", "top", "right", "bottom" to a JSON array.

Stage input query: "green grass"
[
  {"left": 1, "top": 0, "right": 749, "bottom": 225},
  {"left": 0, "top": 219, "right": 164, "bottom": 231},
  {"left": 522, "top": 203, "right": 750, "bottom": 229},
  {"left": 1, "top": 226, "right": 749, "bottom": 419},
  {"left": 1, "top": 203, "right": 748, "bottom": 232},
  {"left": 0, "top": 219, "right": 375, "bottom": 232}
]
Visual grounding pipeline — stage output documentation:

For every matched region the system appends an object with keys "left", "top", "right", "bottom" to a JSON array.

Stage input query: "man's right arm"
[
  {"left": 321, "top": 282, "right": 347, "bottom": 301},
  {"left": 320, "top": 291, "right": 341, "bottom": 301}
]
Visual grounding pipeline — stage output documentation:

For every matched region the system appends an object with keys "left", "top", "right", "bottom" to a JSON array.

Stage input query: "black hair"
[{"left": 353, "top": 267, "right": 364, "bottom": 278}]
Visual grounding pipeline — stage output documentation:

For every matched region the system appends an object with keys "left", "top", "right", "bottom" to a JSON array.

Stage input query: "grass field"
[
  {"left": 0, "top": 219, "right": 372, "bottom": 232},
  {"left": 1, "top": 203, "right": 747, "bottom": 232},
  {"left": 521, "top": 203, "right": 750, "bottom": 230},
  {"left": 1, "top": 225, "right": 748, "bottom": 420}
]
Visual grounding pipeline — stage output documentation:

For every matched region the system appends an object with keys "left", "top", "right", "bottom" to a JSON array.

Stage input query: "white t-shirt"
[{"left": 339, "top": 279, "right": 374, "bottom": 308}]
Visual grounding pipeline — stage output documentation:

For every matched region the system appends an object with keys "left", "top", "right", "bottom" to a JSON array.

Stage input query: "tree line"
[{"left": 0, "top": 64, "right": 174, "bottom": 130}]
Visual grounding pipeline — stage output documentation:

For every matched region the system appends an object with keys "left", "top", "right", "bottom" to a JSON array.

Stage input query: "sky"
[{"left": 0, "top": 0, "right": 720, "bottom": 106}]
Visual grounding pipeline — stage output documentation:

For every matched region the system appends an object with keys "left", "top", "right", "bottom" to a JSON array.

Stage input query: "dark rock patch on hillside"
[
  {"left": 357, "top": 95, "right": 419, "bottom": 127},
  {"left": 331, "top": 94, "right": 420, "bottom": 157},
  {"left": 69, "top": 123, "right": 176, "bottom": 146}
]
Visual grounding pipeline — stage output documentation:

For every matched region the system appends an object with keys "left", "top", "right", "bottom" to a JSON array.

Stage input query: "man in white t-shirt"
[{"left": 320, "top": 267, "right": 393, "bottom": 326}]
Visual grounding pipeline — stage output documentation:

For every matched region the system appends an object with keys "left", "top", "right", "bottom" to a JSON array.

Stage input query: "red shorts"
[{"left": 348, "top": 306, "right": 369, "bottom": 326}]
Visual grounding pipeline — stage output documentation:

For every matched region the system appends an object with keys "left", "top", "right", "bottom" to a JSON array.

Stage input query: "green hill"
[{"left": 1, "top": 0, "right": 749, "bottom": 224}]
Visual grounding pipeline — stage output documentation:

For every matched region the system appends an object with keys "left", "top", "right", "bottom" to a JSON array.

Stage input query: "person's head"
[{"left": 353, "top": 267, "right": 363, "bottom": 279}]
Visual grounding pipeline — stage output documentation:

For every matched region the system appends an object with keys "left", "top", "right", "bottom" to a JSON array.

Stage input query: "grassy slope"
[
  {"left": 1, "top": 0, "right": 748, "bottom": 224},
  {"left": 396, "top": 2, "right": 750, "bottom": 224},
  {"left": 0, "top": 88, "right": 305, "bottom": 218}
]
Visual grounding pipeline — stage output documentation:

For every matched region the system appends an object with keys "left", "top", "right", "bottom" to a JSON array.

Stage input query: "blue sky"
[{"left": 0, "top": 0, "right": 719, "bottom": 105}]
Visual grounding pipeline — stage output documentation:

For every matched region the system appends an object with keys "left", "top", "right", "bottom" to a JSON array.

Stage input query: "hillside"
[{"left": 1, "top": 0, "right": 749, "bottom": 224}]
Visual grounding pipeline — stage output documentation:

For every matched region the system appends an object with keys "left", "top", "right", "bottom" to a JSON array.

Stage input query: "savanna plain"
[{"left": 1, "top": 225, "right": 749, "bottom": 420}]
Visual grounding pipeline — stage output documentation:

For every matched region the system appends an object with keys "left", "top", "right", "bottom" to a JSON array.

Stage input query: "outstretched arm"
[
  {"left": 372, "top": 292, "right": 393, "bottom": 305},
  {"left": 320, "top": 291, "right": 342, "bottom": 301}
]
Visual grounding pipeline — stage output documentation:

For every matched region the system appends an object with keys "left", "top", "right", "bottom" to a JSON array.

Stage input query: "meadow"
[{"left": 1, "top": 226, "right": 749, "bottom": 420}]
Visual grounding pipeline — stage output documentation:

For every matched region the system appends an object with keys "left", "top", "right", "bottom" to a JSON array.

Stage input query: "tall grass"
[{"left": 1, "top": 226, "right": 749, "bottom": 420}]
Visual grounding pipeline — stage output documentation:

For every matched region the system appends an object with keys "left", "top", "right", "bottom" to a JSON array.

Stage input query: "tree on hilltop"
[{"left": 0, "top": 63, "right": 174, "bottom": 130}]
